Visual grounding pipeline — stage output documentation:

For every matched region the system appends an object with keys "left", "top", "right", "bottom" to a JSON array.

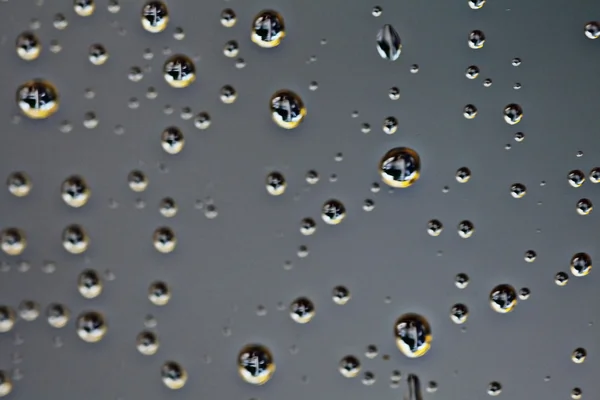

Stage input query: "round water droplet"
[
  {"left": 159, "top": 197, "right": 177, "bottom": 217},
  {"left": 372, "top": 6, "right": 382, "bottom": 17},
  {"left": 1, "top": 228, "right": 26, "bottom": 256},
  {"left": 483, "top": 78, "right": 493, "bottom": 87},
  {"left": 427, "top": 219, "right": 443, "bottom": 236},
  {"left": 388, "top": 87, "right": 400, "bottom": 100},
  {"left": 468, "top": 30, "right": 485, "bottom": 49},
  {"left": 74, "top": 0, "right": 95, "bottom": 16},
  {"left": 572, "top": 347, "right": 586, "bottom": 363},
  {"left": 161, "top": 126, "right": 184, "bottom": 154},
  {"left": 221, "top": 8, "right": 236, "bottom": 28},
  {"left": 194, "top": 112, "right": 211, "bottom": 130},
  {"left": 237, "top": 344, "right": 276, "bottom": 385},
  {"left": 379, "top": 147, "right": 420, "bottom": 188},
  {"left": 456, "top": 167, "right": 471, "bottom": 183},
  {"left": 455, "top": 273, "right": 469, "bottom": 288},
  {"left": 270, "top": 90, "right": 306, "bottom": 129},
  {"left": 129, "top": 66, "right": 144, "bottom": 82},
  {"left": 394, "top": 313, "right": 432, "bottom": 358},
  {"left": 571, "top": 387, "right": 582, "bottom": 399},
  {"left": 590, "top": 168, "right": 600, "bottom": 183},
  {"left": 468, "top": 0, "right": 485, "bottom": 9},
  {"left": 339, "top": 355, "right": 360, "bottom": 378},
  {"left": 46, "top": 303, "right": 70, "bottom": 328},
  {"left": 489, "top": 284, "right": 517, "bottom": 313},
  {"left": 128, "top": 170, "right": 148, "bottom": 192},
  {"left": 0, "top": 371, "right": 12, "bottom": 397},
  {"left": 76, "top": 311, "right": 106, "bottom": 342},
  {"left": 510, "top": 183, "right": 526, "bottom": 198},
  {"left": 458, "top": 220, "right": 474, "bottom": 238},
  {"left": 220, "top": 85, "right": 237, "bottom": 104},
  {"left": 321, "top": 199, "right": 346, "bottom": 225},
  {"left": 362, "top": 371, "right": 376, "bottom": 385},
  {"left": 383, "top": 117, "right": 398, "bottom": 134},
  {"left": 567, "top": 170, "right": 585, "bottom": 187},
  {"left": 464, "top": 104, "right": 478, "bottom": 119},
  {"left": 16, "top": 32, "right": 41, "bottom": 61},
  {"left": 223, "top": 40, "right": 239, "bottom": 57},
  {"left": 450, "top": 304, "right": 469, "bottom": 324},
  {"left": 251, "top": 10, "right": 285, "bottom": 48},
  {"left": 289, "top": 297, "right": 315, "bottom": 323},
  {"left": 504, "top": 104, "right": 523, "bottom": 125},
  {"left": 61, "top": 175, "right": 90, "bottom": 207},
  {"left": 149, "top": 281, "right": 170, "bottom": 306},
  {"left": 62, "top": 224, "right": 89, "bottom": 254},
  {"left": 365, "top": 345, "right": 378, "bottom": 359},
  {"left": 488, "top": 381, "right": 502, "bottom": 396},
  {"left": 7, "top": 172, "right": 31, "bottom": 197},
  {"left": 142, "top": 1, "right": 169, "bottom": 33},
  {"left": 163, "top": 55, "right": 195, "bottom": 88},
  {"left": 465, "top": 65, "right": 479, "bottom": 79},
  {"left": 585, "top": 22, "right": 600, "bottom": 39},
  {"left": 18, "top": 300, "right": 39, "bottom": 321},
  {"left": 577, "top": 198, "right": 593, "bottom": 215},
  {"left": 0, "top": 306, "right": 16, "bottom": 333},
  {"left": 571, "top": 252, "right": 591, "bottom": 277},
  {"left": 518, "top": 287, "right": 531, "bottom": 300},
  {"left": 524, "top": 250, "right": 536, "bottom": 262},
  {"left": 512, "top": 57, "right": 522, "bottom": 66},
  {"left": 88, "top": 44, "right": 108, "bottom": 65},
  {"left": 266, "top": 172, "right": 286, "bottom": 195},
  {"left": 78, "top": 269, "right": 102, "bottom": 299},
  {"left": 306, "top": 170, "right": 319, "bottom": 184},
  {"left": 107, "top": 0, "right": 120, "bottom": 13},
  {"left": 17, "top": 80, "right": 59, "bottom": 119},
  {"left": 300, "top": 218, "right": 316, "bottom": 235},
  {"left": 137, "top": 330, "right": 159, "bottom": 355},
  {"left": 555, "top": 271, "right": 569, "bottom": 286},
  {"left": 332, "top": 285, "right": 350, "bottom": 305},
  {"left": 161, "top": 361, "right": 187, "bottom": 389},
  {"left": 153, "top": 227, "right": 176, "bottom": 253}
]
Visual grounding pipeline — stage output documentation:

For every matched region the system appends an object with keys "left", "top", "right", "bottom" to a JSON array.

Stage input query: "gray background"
[{"left": 1, "top": 0, "right": 599, "bottom": 399}]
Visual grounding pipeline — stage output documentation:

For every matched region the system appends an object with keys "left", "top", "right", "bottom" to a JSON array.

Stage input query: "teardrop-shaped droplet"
[{"left": 376, "top": 24, "right": 401, "bottom": 61}]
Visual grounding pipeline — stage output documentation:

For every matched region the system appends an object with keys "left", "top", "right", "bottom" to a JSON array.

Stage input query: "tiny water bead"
[
  {"left": 321, "top": 199, "right": 346, "bottom": 225},
  {"left": 266, "top": 172, "right": 286, "bottom": 195},
  {"left": 16, "top": 32, "right": 41, "bottom": 61},
  {"left": 571, "top": 252, "right": 591, "bottom": 277},
  {"left": 1, "top": 228, "right": 26, "bottom": 256},
  {"left": 136, "top": 330, "right": 159, "bottom": 355},
  {"left": 389, "top": 87, "right": 400, "bottom": 100},
  {"left": 332, "top": 285, "right": 351, "bottom": 305},
  {"left": 363, "top": 199, "right": 375, "bottom": 211},
  {"left": 504, "top": 104, "right": 523, "bottom": 125},
  {"left": 519, "top": 287, "right": 531, "bottom": 300},
  {"left": 161, "top": 126, "right": 185, "bottom": 154},
  {"left": 379, "top": 147, "right": 421, "bottom": 188},
  {"left": 510, "top": 183, "right": 527, "bottom": 198},
  {"left": 46, "top": 303, "right": 70, "bottom": 328},
  {"left": 572, "top": 388, "right": 583, "bottom": 400},
  {"left": 365, "top": 345, "right": 378, "bottom": 359},
  {"left": 78, "top": 269, "right": 103, "bottom": 298},
  {"left": 129, "top": 66, "right": 144, "bottom": 82},
  {"left": 289, "top": 297, "right": 315, "bottom": 323},
  {"left": 223, "top": 40, "right": 239, "bottom": 57},
  {"left": 159, "top": 197, "right": 177, "bottom": 217},
  {"left": 142, "top": 1, "right": 169, "bottom": 33},
  {"left": 18, "top": 300, "right": 40, "bottom": 321},
  {"left": 590, "top": 168, "right": 600, "bottom": 183},
  {"left": 450, "top": 304, "right": 469, "bottom": 324},
  {"left": 465, "top": 65, "right": 480, "bottom": 79},
  {"left": 427, "top": 219, "right": 443, "bottom": 236},
  {"left": 489, "top": 284, "right": 517, "bottom": 313},
  {"left": 576, "top": 198, "right": 593, "bottom": 215},
  {"left": 300, "top": 218, "right": 316, "bottom": 235},
  {"left": 585, "top": 22, "right": 600, "bottom": 39},
  {"left": 458, "top": 220, "right": 474, "bottom": 238},
  {"left": 362, "top": 372, "right": 376, "bottom": 385},
  {"left": 128, "top": 170, "right": 149, "bottom": 192},
  {"left": 455, "top": 273, "right": 470, "bottom": 289},
  {"left": 383, "top": 117, "right": 398, "bottom": 134},
  {"left": 463, "top": 104, "right": 478, "bottom": 119},
  {"left": 555, "top": 272, "right": 569, "bottom": 286},
  {"left": 74, "top": 0, "right": 95, "bottom": 16},
  {"left": 376, "top": 24, "right": 402, "bottom": 61},
  {"left": 251, "top": 10, "right": 285, "bottom": 48},
  {"left": 163, "top": 55, "right": 196, "bottom": 88},
  {"left": 468, "top": 30, "right": 485, "bottom": 49},
  {"left": 88, "top": 44, "right": 108, "bottom": 65},
  {"left": 194, "top": 112, "right": 211, "bottom": 130},
  {"left": 456, "top": 167, "right": 471, "bottom": 183},
  {"left": 524, "top": 250, "right": 537, "bottom": 262},
  {"left": 270, "top": 90, "right": 306, "bottom": 129},
  {"left": 488, "top": 381, "right": 502, "bottom": 396},
  {"left": 372, "top": 6, "right": 382, "bottom": 17},
  {"left": 572, "top": 347, "right": 586, "bottom": 363},
  {"left": 339, "top": 355, "right": 361, "bottom": 378},
  {"left": 0, "top": 372, "right": 12, "bottom": 397},
  {"left": 61, "top": 175, "right": 90, "bottom": 207},
  {"left": 153, "top": 227, "right": 176, "bottom": 253},
  {"left": 394, "top": 313, "right": 432, "bottom": 358},
  {"left": 483, "top": 78, "right": 492, "bottom": 87},
  {"left": 62, "top": 224, "right": 89, "bottom": 254},
  {"left": 512, "top": 57, "right": 522, "bottom": 67},
  {"left": 149, "top": 281, "right": 171, "bottom": 306},
  {"left": 17, "top": 80, "right": 59, "bottom": 119},
  {"left": 76, "top": 311, "right": 107, "bottom": 343},
  {"left": 221, "top": 8, "right": 236, "bottom": 28},
  {"left": 569, "top": 170, "right": 585, "bottom": 187},
  {"left": 7, "top": 172, "right": 31, "bottom": 197},
  {"left": 237, "top": 344, "right": 276, "bottom": 385},
  {"left": 306, "top": 170, "right": 319, "bottom": 184},
  {"left": 0, "top": 306, "right": 16, "bottom": 333},
  {"left": 468, "top": 0, "right": 486, "bottom": 9},
  {"left": 161, "top": 361, "right": 187, "bottom": 390},
  {"left": 220, "top": 85, "right": 237, "bottom": 104}
]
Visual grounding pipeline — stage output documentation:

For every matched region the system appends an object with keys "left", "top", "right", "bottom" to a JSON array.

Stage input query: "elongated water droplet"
[
  {"left": 404, "top": 374, "right": 423, "bottom": 400},
  {"left": 376, "top": 24, "right": 401, "bottom": 61}
]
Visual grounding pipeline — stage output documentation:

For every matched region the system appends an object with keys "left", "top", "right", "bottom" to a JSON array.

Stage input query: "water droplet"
[
  {"left": 0, "top": 306, "right": 16, "bottom": 333},
  {"left": 61, "top": 175, "right": 90, "bottom": 207},
  {"left": 388, "top": 87, "right": 400, "bottom": 100},
  {"left": 456, "top": 167, "right": 471, "bottom": 183},
  {"left": 7, "top": 172, "right": 31, "bottom": 197},
  {"left": 74, "top": 0, "right": 95, "bottom": 16},
  {"left": 266, "top": 172, "right": 286, "bottom": 195},
  {"left": 161, "top": 126, "right": 184, "bottom": 154},
  {"left": 332, "top": 285, "right": 350, "bottom": 305},
  {"left": 78, "top": 269, "right": 103, "bottom": 299},
  {"left": 514, "top": 132, "right": 525, "bottom": 142},
  {"left": 489, "top": 284, "right": 517, "bottom": 313},
  {"left": 504, "top": 104, "right": 523, "bottom": 125},
  {"left": 321, "top": 200, "right": 346, "bottom": 225},
  {"left": 362, "top": 371, "right": 376, "bottom": 385},
  {"left": 76, "top": 311, "right": 107, "bottom": 343},
  {"left": 510, "top": 183, "right": 526, "bottom": 198},
  {"left": 383, "top": 116, "right": 398, "bottom": 134},
  {"left": 128, "top": 170, "right": 148, "bottom": 192},
  {"left": 270, "top": 90, "right": 306, "bottom": 129},
  {"left": 450, "top": 304, "right": 469, "bottom": 324},
  {"left": 238, "top": 344, "right": 275, "bottom": 385},
  {"left": 488, "top": 381, "right": 502, "bottom": 396},
  {"left": 137, "top": 330, "right": 159, "bottom": 355},
  {"left": 161, "top": 361, "right": 187, "bottom": 389},
  {"left": 300, "top": 218, "right": 316, "bottom": 235},
  {"left": 394, "top": 313, "right": 432, "bottom": 358},
  {"left": 555, "top": 271, "right": 569, "bottom": 286},
  {"left": 305, "top": 170, "right": 319, "bottom": 184},
  {"left": 524, "top": 250, "right": 536, "bottom": 262},
  {"left": 365, "top": 345, "right": 378, "bottom": 359},
  {"left": 483, "top": 78, "right": 493, "bottom": 87},
  {"left": 46, "top": 303, "right": 70, "bottom": 328},
  {"left": 153, "top": 227, "right": 176, "bottom": 253},
  {"left": 173, "top": 27, "right": 185, "bottom": 40},
  {"left": 458, "top": 220, "right": 474, "bottom": 238},
  {"left": 220, "top": 85, "right": 237, "bottom": 104},
  {"left": 107, "top": 0, "right": 120, "bottom": 13},
  {"left": 363, "top": 199, "right": 375, "bottom": 212},
  {"left": 372, "top": 6, "right": 382, "bottom": 17},
  {"left": 379, "top": 147, "right": 421, "bottom": 188},
  {"left": 519, "top": 287, "right": 531, "bottom": 300},
  {"left": 149, "top": 281, "right": 171, "bottom": 306},
  {"left": 566, "top": 170, "right": 584, "bottom": 188},
  {"left": 194, "top": 112, "right": 211, "bottom": 130},
  {"left": 1, "top": 228, "right": 26, "bottom": 256},
  {"left": 62, "top": 225, "right": 89, "bottom": 254},
  {"left": 16, "top": 32, "right": 41, "bottom": 60},
  {"left": 221, "top": 8, "right": 236, "bottom": 28},
  {"left": 18, "top": 300, "right": 40, "bottom": 321},
  {"left": 309, "top": 81, "right": 318, "bottom": 91},
  {"left": 464, "top": 104, "right": 478, "bottom": 119},
  {"left": 128, "top": 66, "right": 144, "bottom": 82},
  {"left": 142, "top": 1, "right": 169, "bottom": 33},
  {"left": 83, "top": 111, "right": 98, "bottom": 129},
  {"left": 572, "top": 387, "right": 583, "bottom": 399},
  {"left": 223, "top": 40, "right": 239, "bottom": 57},
  {"left": 571, "top": 252, "right": 591, "bottom": 277},
  {"left": 163, "top": 55, "right": 195, "bottom": 88},
  {"left": 465, "top": 65, "right": 479, "bottom": 79},
  {"left": 427, "top": 219, "right": 443, "bottom": 236},
  {"left": 376, "top": 24, "right": 402, "bottom": 61},
  {"left": 585, "top": 22, "right": 600, "bottom": 39},
  {"left": 468, "top": 0, "right": 486, "bottom": 9},
  {"left": 88, "top": 44, "right": 108, "bottom": 65},
  {"left": 17, "top": 80, "right": 59, "bottom": 119},
  {"left": 339, "top": 355, "right": 360, "bottom": 378},
  {"left": 0, "top": 371, "right": 12, "bottom": 397},
  {"left": 159, "top": 197, "right": 177, "bottom": 217},
  {"left": 290, "top": 297, "right": 315, "bottom": 323},
  {"left": 468, "top": 30, "right": 485, "bottom": 49},
  {"left": 251, "top": 10, "right": 285, "bottom": 48},
  {"left": 577, "top": 198, "right": 593, "bottom": 215},
  {"left": 572, "top": 347, "right": 586, "bottom": 363},
  {"left": 410, "top": 64, "right": 419, "bottom": 73},
  {"left": 427, "top": 381, "right": 438, "bottom": 393}
]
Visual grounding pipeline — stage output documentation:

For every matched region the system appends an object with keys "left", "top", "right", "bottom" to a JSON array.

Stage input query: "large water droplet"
[
  {"left": 251, "top": 10, "right": 285, "bottom": 48},
  {"left": 17, "top": 80, "right": 59, "bottom": 119},
  {"left": 379, "top": 147, "right": 421, "bottom": 188},
  {"left": 142, "top": 1, "right": 169, "bottom": 33},
  {"left": 270, "top": 90, "right": 306, "bottom": 129},
  {"left": 238, "top": 344, "right": 276, "bottom": 385},
  {"left": 489, "top": 284, "right": 517, "bottom": 313},
  {"left": 161, "top": 361, "right": 187, "bottom": 389},
  {"left": 376, "top": 24, "right": 401, "bottom": 61},
  {"left": 76, "top": 311, "right": 107, "bottom": 343},
  {"left": 394, "top": 313, "right": 432, "bottom": 358}
]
